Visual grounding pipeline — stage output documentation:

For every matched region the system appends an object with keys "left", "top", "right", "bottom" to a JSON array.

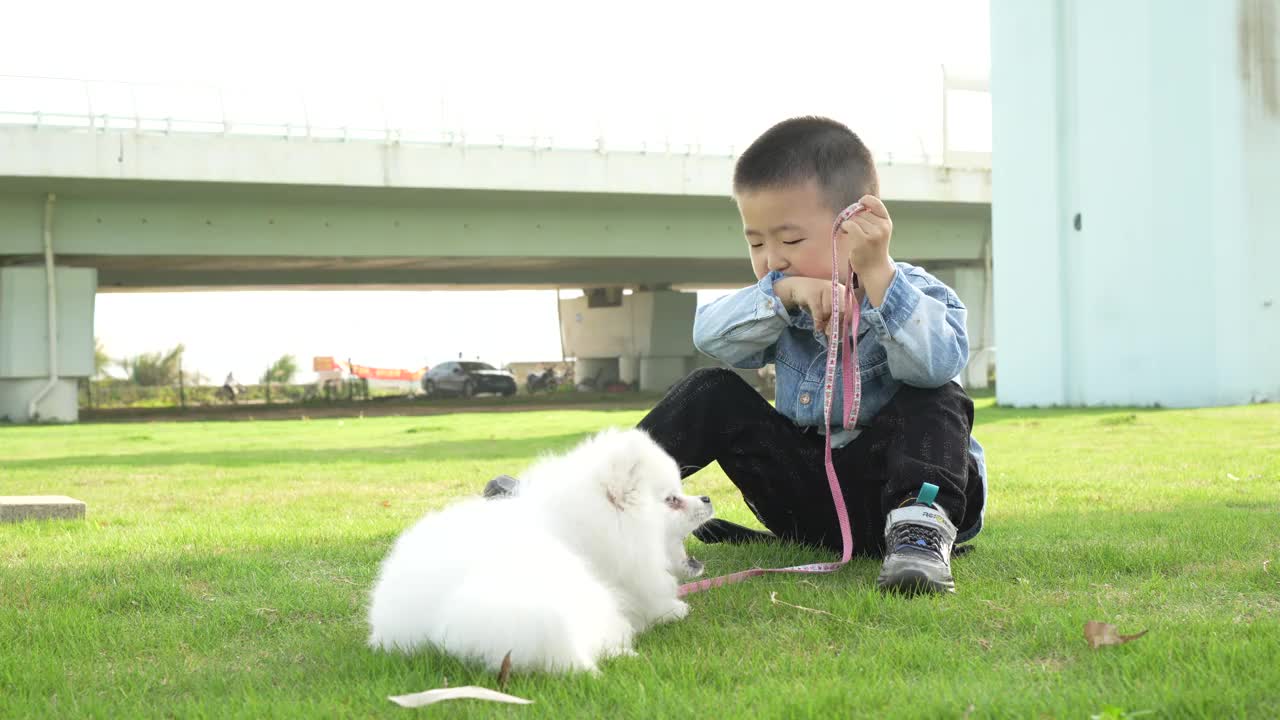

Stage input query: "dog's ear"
[{"left": 603, "top": 460, "right": 642, "bottom": 511}]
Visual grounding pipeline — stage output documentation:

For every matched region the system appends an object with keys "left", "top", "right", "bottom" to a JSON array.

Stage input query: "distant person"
[{"left": 222, "top": 372, "right": 241, "bottom": 402}]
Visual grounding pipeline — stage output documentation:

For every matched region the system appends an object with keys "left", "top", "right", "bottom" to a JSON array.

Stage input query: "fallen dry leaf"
[
  {"left": 976, "top": 638, "right": 992, "bottom": 651},
  {"left": 388, "top": 686, "right": 532, "bottom": 708},
  {"left": 497, "top": 651, "right": 513, "bottom": 692},
  {"left": 1083, "top": 621, "right": 1148, "bottom": 649},
  {"left": 381, "top": 500, "right": 392, "bottom": 508},
  {"left": 1264, "top": 560, "right": 1271, "bottom": 574}
]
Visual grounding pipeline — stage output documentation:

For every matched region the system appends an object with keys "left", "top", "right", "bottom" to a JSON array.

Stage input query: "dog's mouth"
[
  {"left": 694, "top": 496, "right": 714, "bottom": 523},
  {"left": 684, "top": 502, "right": 714, "bottom": 530},
  {"left": 666, "top": 495, "right": 713, "bottom": 535}
]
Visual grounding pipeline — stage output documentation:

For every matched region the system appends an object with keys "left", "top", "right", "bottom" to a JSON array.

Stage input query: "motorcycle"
[
  {"left": 525, "top": 368, "right": 560, "bottom": 394},
  {"left": 216, "top": 381, "right": 246, "bottom": 404}
]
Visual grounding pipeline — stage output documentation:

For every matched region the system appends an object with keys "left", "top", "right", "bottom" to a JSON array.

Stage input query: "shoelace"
[{"left": 889, "top": 521, "right": 944, "bottom": 557}]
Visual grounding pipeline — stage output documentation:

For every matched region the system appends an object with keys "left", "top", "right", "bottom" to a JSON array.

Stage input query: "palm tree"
[
  {"left": 93, "top": 337, "right": 113, "bottom": 379},
  {"left": 259, "top": 354, "right": 298, "bottom": 405},
  {"left": 121, "top": 344, "right": 185, "bottom": 386},
  {"left": 261, "top": 354, "right": 298, "bottom": 386}
]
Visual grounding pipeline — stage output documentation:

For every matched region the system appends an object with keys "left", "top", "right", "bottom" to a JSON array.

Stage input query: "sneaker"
[
  {"left": 877, "top": 504, "right": 958, "bottom": 594},
  {"left": 483, "top": 474, "right": 519, "bottom": 499}
]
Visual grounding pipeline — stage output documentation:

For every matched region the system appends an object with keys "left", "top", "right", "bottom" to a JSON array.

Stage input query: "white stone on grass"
[{"left": 0, "top": 496, "right": 86, "bottom": 523}]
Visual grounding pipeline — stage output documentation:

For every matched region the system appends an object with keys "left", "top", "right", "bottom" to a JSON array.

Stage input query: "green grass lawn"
[{"left": 2, "top": 398, "right": 1278, "bottom": 719}]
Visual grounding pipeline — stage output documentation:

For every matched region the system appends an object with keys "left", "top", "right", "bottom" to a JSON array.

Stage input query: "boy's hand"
[
  {"left": 774, "top": 276, "right": 853, "bottom": 334},
  {"left": 841, "top": 195, "right": 897, "bottom": 306}
]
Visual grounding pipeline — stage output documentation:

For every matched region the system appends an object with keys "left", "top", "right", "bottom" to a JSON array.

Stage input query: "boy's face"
[{"left": 735, "top": 180, "right": 852, "bottom": 284}]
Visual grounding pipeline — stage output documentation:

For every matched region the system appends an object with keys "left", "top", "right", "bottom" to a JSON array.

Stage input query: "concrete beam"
[
  {"left": 0, "top": 184, "right": 990, "bottom": 289},
  {"left": 0, "top": 125, "right": 990, "bottom": 204}
]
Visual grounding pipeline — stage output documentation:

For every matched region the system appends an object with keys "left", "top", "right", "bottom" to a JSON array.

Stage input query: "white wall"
[
  {"left": 0, "top": 267, "right": 97, "bottom": 378},
  {"left": 559, "top": 290, "right": 697, "bottom": 360},
  {"left": 991, "top": 0, "right": 1279, "bottom": 407},
  {"left": 0, "top": 266, "right": 97, "bottom": 423}
]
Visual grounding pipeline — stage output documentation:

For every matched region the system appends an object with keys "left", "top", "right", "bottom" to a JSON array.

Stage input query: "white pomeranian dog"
[{"left": 367, "top": 428, "right": 714, "bottom": 674}]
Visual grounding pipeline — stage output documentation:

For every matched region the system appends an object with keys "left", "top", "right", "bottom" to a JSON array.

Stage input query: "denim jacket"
[{"left": 693, "top": 262, "right": 986, "bottom": 541}]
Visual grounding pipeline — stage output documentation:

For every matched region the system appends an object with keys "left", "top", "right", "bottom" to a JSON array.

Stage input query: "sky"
[{"left": 1, "top": 0, "right": 990, "bottom": 383}]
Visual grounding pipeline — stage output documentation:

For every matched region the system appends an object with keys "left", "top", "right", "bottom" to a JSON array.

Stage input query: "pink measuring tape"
[{"left": 679, "top": 202, "right": 865, "bottom": 597}]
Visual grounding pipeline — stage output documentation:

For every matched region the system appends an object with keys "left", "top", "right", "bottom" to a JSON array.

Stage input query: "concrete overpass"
[{"left": 0, "top": 119, "right": 992, "bottom": 422}]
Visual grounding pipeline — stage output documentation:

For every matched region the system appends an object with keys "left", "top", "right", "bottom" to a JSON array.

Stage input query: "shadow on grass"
[
  {"left": 74, "top": 392, "right": 666, "bottom": 426},
  {"left": 973, "top": 403, "right": 1174, "bottom": 427},
  {"left": 2, "top": 432, "right": 597, "bottom": 470}
]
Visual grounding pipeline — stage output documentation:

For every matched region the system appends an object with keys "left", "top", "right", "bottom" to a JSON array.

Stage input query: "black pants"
[{"left": 637, "top": 368, "right": 982, "bottom": 557}]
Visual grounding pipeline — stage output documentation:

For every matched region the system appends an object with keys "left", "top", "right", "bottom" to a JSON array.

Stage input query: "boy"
[
  {"left": 637, "top": 116, "right": 985, "bottom": 595},
  {"left": 490, "top": 117, "right": 985, "bottom": 595}
]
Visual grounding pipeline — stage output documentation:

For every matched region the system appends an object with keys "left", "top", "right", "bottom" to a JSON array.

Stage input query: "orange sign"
[
  {"left": 348, "top": 363, "right": 427, "bottom": 382},
  {"left": 314, "top": 356, "right": 426, "bottom": 382}
]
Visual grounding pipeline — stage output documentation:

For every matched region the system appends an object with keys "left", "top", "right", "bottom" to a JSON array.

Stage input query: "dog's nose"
[{"left": 700, "top": 496, "right": 711, "bottom": 504}]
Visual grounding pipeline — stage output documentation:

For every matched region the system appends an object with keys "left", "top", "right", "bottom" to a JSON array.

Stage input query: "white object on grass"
[{"left": 388, "top": 686, "right": 533, "bottom": 707}]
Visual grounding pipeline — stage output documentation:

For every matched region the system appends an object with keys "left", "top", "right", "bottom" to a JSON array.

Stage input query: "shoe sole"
[
  {"left": 878, "top": 569, "right": 955, "bottom": 594},
  {"left": 877, "top": 556, "right": 956, "bottom": 595}
]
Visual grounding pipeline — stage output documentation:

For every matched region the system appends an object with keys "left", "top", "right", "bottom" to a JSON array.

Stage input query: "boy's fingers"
[
  {"left": 841, "top": 219, "right": 869, "bottom": 238},
  {"left": 818, "top": 291, "right": 832, "bottom": 329},
  {"left": 858, "top": 195, "right": 889, "bottom": 219},
  {"left": 850, "top": 214, "right": 878, "bottom": 236}
]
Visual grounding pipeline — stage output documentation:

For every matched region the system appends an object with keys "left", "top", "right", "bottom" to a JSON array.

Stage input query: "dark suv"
[{"left": 422, "top": 361, "right": 517, "bottom": 398}]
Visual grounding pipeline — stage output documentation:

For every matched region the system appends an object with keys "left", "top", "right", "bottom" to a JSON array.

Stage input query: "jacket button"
[{"left": 799, "top": 392, "right": 811, "bottom": 405}]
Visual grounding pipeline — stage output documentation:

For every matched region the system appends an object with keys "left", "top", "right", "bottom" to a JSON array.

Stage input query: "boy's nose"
[{"left": 767, "top": 255, "right": 789, "bottom": 272}]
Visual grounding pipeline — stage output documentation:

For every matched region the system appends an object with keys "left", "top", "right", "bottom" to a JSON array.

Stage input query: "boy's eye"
[
  {"left": 782, "top": 238, "right": 806, "bottom": 245},
  {"left": 748, "top": 242, "right": 764, "bottom": 249}
]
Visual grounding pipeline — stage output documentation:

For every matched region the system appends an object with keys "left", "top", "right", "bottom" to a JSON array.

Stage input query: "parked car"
[{"left": 421, "top": 361, "right": 517, "bottom": 398}]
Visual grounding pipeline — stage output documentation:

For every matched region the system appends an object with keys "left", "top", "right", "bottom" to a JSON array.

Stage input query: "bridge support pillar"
[
  {"left": 930, "top": 263, "right": 994, "bottom": 391},
  {"left": 561, "top": 287, "right": 697, "bottom": 394},
  {"left": 953, "top": 265, "right": 994, "bottom": 390},
  {"left": 618, "top": 355, "right": 640, "bottom": 385},
  {"left": 0, "top": 266, "right": 97, "bottom": 424},
  {"left": 574, "top": 357, "right": 620, "bottom": 389},
  {"left": 992, "top": 0, "right": 1279, "bottom": 406}
]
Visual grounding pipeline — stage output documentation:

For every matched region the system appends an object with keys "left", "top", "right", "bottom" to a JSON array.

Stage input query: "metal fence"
[
  {"left": 0, "top": 72, "right": 991, "bottom": 166},
  {"left": 78, "top": 377, "right": 376, "bottom": 412}
]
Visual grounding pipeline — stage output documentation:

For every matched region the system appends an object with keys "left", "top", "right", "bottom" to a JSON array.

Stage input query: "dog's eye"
[{"left": 665, "top": 495, "right": 684, "bottom": 510}]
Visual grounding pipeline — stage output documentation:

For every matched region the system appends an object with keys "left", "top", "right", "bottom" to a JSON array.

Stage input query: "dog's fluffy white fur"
[{"left": 367, "top": 428, "right": 713, "bottom": 673}]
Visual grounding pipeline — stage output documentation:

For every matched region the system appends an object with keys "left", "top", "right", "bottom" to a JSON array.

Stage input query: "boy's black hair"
[{"left": 732, "top": 117, "right": 879, "bottom": 213}]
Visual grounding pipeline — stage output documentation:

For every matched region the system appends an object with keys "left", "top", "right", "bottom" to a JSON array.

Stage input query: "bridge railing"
[{"left": 0, "top": 73, "right": 990, "bottom": 167}]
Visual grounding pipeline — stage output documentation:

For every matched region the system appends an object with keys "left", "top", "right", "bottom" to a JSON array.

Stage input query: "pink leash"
[{"left": 679, "top": 203, "right": 865, "bottom": 597}]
